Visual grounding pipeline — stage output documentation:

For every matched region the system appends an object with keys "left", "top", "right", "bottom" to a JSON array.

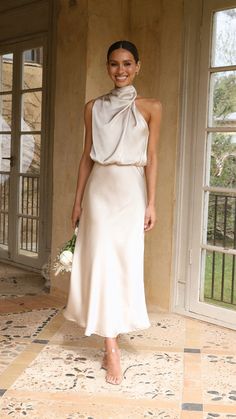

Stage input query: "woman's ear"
[{"left": 136, "top": 60, "right": 141, "bottom": 75}]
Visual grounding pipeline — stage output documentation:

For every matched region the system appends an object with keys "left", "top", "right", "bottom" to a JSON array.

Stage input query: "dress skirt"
[{"left": 63, "top": 162, "right": 151, "bottom": 337}]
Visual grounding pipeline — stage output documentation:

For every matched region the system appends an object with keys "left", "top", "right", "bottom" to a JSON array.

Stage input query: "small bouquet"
[{"left": 52, "top": 225, "right": 79, "bottom": 276}]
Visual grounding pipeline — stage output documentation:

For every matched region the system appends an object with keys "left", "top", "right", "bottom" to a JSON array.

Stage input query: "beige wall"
[{"left": 51, "top": 0, "right": 183, "bottom": 310}]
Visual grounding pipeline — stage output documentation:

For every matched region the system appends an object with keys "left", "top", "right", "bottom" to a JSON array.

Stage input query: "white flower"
[
  {"left": 52, "top": 225, "right": 79, "bottom": 276},
  {"left": 59, "top": 250, "right": 73, "bottom": 267}
]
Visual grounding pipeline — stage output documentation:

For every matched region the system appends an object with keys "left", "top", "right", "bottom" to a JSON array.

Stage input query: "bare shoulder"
[
  {"left": 135, "top": 96, "right": 162, "bottom": 124},
  {"left": 84, "top": 98, "right": 95, "bottom": 113},
  {"left": 137, "top": 96, "right": 162, "bottom": 111}
]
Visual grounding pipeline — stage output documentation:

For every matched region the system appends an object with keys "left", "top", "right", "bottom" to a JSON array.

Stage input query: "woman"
[{"left": 63, "top": 40, "right": 162, "bottom": 385}]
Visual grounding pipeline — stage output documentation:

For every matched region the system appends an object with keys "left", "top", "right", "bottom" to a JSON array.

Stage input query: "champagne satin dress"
[{"left": 63, "top": 84, "right": 151, "bottom": 338}]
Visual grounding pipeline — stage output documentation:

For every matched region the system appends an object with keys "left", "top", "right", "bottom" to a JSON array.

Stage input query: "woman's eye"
[{"left": 124, "top": 62, "right": 131, "bottom": 66}]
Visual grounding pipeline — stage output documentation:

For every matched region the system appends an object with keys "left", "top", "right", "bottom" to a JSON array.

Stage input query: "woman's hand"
[
  {"left": 144, "top": 204, "right": 156, "bottom": 232},
  {"left": 71, "top": 205, "right": 82, "bottom": 229}
]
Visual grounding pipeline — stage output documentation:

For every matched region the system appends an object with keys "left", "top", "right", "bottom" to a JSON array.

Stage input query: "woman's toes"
[
  {"left": 106, "top": 373, "right": 116, "bottom": 384},
  {"left": 105, "top": 372, "right": 122, "bottom": 385},
  {"left": 103, "top": 348, "right": 122, "bottom": 385}
]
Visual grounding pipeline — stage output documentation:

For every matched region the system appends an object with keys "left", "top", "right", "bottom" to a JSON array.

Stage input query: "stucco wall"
[
  {"left": 154, "top": 0, "right": 183, "bottom": 309},
  {"left": 51, "top": 0, "right": 88, "bottom": 294},
  {"left": 51, "top": 0, "right": 183, "bottom": 310}
]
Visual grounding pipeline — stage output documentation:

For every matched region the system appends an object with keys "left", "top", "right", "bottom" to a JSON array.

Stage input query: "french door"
[
  {"left": 0, "top": 37, "right": 49, "bottom": 271},
  {"left": 189, "top": 0, "right": 236, "bottom": 327}
]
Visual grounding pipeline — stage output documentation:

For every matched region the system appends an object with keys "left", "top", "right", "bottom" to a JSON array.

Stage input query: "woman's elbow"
[{"left": 146, "top": 153, "right": 157, "bottom": 168}]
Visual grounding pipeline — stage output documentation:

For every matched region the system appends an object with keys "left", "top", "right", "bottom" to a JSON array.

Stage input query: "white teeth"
[{"left": 116, "top": 76, "right": 127, "bottom": 80}]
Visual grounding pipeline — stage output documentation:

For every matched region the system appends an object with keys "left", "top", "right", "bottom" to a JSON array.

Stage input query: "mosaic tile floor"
[
  {"left": 0, "top": 294, "right": 236, "bottom": 418},
  {"left": 0, "top": 262, "right": 48, "bottom": 298}
]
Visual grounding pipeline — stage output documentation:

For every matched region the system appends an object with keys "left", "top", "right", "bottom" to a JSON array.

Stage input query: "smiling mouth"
[{"left": 115, "top": 76, "right": 128, "bottom": 81}]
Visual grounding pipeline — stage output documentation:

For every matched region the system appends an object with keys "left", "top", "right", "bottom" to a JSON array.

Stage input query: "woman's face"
[{"left": 107, "top": 48, "right": 140, "bottom": 87}]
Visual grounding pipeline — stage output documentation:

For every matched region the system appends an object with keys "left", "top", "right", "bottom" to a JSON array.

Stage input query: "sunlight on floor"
[{"left": 0, "top": 289, "right": 236, "bottom": 418}]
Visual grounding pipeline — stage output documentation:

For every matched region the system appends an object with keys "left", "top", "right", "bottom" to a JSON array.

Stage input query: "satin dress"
[{"left": 63, "top": 84, "right": 151, "bottom": 338}]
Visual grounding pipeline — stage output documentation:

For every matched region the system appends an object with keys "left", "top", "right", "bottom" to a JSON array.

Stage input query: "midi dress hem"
[{"left": 63, "top": 308, "right": 151, "bottom": 338}]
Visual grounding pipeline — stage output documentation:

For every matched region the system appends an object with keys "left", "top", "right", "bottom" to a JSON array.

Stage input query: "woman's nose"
[{"left": 116, "top": 65, "right": 125, "bottom": 73}]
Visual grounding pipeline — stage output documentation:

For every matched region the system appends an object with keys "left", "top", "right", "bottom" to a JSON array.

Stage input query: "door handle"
[{"left": 2, "top": 156, "right": 14, "bottom": 167}]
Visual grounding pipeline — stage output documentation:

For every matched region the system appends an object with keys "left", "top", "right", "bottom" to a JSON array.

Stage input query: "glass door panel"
[
  {"left": 18, "top": 176, "right": 39, "bottom": 255},
  {"left": 207, "top": 132, "right": 236, "bottom": 189},
  {"left": 195, "top": 4, "right": 236, "bottom": 317},
  {"left": 22, "top": 48, "right": 43, "bottom": 89},
  {"left": 0, "top": 53, "right": 13, "bottom": 92},
  {"left": 0, "top": 53, "right": 13, "bottom": 252},
  {"left": 0, "top": 41, "right": 47, "bottom": 270},
  {"left": 186, "top": 0, "right": 236, "bottom": 330},
  {"left": 204, "top": 249, "right": 236, "bottom": 307},
  {"left": 21, "top": 91, "right": 42, "bottom": 131},
  {"left": 0, "top": 173, "right": 10, "bottom": 248},
  {"left": 211, "top": 8, "right": 236, "bottom": 67},
  {"left": 209, "top": 71, "right": 236, "bottom": 127},
  {"left": 18, "top": 47, "right": 43, "bottom": 258}
]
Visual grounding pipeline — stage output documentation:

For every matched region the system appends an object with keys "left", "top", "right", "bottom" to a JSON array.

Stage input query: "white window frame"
[{"left": 172, "top": 0, "right": 236, "bottom": 330}]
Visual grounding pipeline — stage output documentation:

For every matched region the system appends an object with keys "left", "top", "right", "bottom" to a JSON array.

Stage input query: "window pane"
[
  {"left": 208, "top": 132, "right": 236, "bottom": 189},
  {"left": 19, "top": 175, "right": 40, "bottom": 218},
  {"left": 21, "top": 91, "right": 42, "bottom": 131},
  {"left": 207, "top": 193, "right": 236, "bottom": 249},
  {"left": 0, "top": 53, "right": 13, "bottom": 92},
  {"left": 18, "top": 216, "right": 39, "bottom": 255},
  {"left": 18, "top": 175, "right": 39, "bottom": 256},
  {"left": 0, "top": 174, "right": 9, "bottom": 247},
  {"left": 211, "top": 8, "right": 236, "bottom": 67},
  {"left": 0, "top": 94, "right": 12, "bottom": 130},
  {"left": 208, "top": 71, "right": 236, "bottom": 127},
  {"left": 22, "top": 48, "right": 43, "bottom": 89},
  {"left": 0, "top": 173, "right": 9, "bottom": 211},
  {"left": 20, "top": 134, "right": 40, "bottom": 174},
  {"left": 204, "top": 250, "right": 236, "bottom": 307},
  {"left": 0, "top": 134, "right": 11, "bottom": 171}
]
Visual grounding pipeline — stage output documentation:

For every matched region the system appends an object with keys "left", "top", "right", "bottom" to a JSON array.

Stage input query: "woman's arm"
[
  {"left": 71, "top": 99, "right": 95, "bottom": 229},
  {"left": 144, "top": 100, "right": 162, "bottom": 232}
]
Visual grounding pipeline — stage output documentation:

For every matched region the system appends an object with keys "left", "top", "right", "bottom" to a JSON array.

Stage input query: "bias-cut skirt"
[{"left": 63, "top": 162, "right": 151, "bottom": 337}]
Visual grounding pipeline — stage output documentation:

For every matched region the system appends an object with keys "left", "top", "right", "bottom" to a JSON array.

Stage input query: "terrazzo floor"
[
  {"left": 0, "top": 280, "right": 236, "bottom": 418},
  {"left": 0, "top": 262, "right": 48, "bottom": 298}
]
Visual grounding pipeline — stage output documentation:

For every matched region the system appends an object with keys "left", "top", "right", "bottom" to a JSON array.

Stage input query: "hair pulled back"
[{"left": 107, "top": 40, "right": 139, "bottom": 63}]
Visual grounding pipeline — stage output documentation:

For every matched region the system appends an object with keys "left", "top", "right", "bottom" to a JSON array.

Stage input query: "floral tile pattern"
[
  {"left": 0, "top": 395, "right": 180, "bottom": 418},
  {"left": 50, "top": 320, "right": 103, "bottom": 346},
  {"left": 52, "top": 312, "right": 186, "bottom": 349},
  {"left": 0, "top": 293, "right": 236, "bottom": 418},
  {"left": 120, "top": 312, "right": 186, "bottom": 347},
  {"left": 0, "top": 337, "right": 28, "bottom": 374},
  {"left": 11, "top": 345, "right": 183, "bottom": 400},
  {"left": 204, "top": 414, "right": 236, "bottom": 419},
  {"left": 202, "top": 354, "right": 236, "bottom": 404},
  {"left": 0, "top": 308, "right": 59, "bottom": 341},
  {"left": 201, "top": 322, "right": 236, "bottom": 352}
]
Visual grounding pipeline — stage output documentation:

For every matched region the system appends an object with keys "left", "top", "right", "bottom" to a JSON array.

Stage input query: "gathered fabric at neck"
[
  {"left": 90, "top": 84, "right": 149, "bottom": 166},
  {"left": 109, "top": 84, "right": 137, "bottom": 109}
]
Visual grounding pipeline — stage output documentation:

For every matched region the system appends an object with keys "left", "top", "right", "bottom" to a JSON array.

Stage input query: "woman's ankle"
[{"left": 104, "top": 336, "right": 119, "bottom": 349}]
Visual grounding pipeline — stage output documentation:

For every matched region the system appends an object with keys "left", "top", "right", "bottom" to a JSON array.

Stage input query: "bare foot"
[{"left": 104, "top": 348, "right": 122, "bottom": 385}]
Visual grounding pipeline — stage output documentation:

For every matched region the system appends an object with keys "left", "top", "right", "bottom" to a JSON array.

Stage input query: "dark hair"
[{"left": 107, "top": 40, "right": 139, "bottom": 63}]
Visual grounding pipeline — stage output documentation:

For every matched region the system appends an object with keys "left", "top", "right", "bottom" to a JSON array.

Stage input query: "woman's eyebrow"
[{"left": 109, "top": 59, "right": 133, "bottom": 63}]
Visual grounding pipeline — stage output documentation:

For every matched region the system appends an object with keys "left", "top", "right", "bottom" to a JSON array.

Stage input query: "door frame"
[
  {"left": 0, "top": 23, "right": 55, "bottom": 272},
  {"left": 172, "top": 0, "right": 236, "bottom": 330}
]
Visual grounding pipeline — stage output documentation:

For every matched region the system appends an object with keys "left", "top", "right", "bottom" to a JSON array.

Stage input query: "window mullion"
[{"left": 209, "top": 65, "right": 236, "bottom": 72}]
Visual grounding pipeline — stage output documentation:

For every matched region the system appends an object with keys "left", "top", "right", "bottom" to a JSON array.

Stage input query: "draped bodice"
[{"left": 90, "top": 85, "right": 149, "bottom": 166}]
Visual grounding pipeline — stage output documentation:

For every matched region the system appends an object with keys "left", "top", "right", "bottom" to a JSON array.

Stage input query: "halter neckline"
[{"left": 110, "top": 84, "right": 137, "bottom": 101}]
